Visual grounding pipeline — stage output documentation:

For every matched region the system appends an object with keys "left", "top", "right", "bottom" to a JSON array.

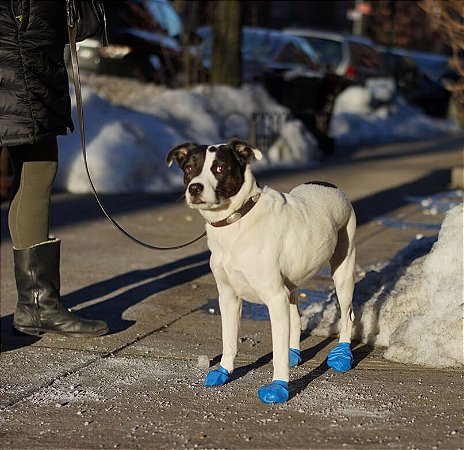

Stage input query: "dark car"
[
  {"left": 197, "top": 26, "right": 348, "bottom": 153},
  {"left": 69, "top": 0, "right": 187, "bottom": 85},
  {"left": 380, "top": 48, "right": 453, "bottom": 117},
  {"left": 197, "top": 26, "right": 321, "bottom": 81},
  {"left": 283, "top": 28, "right": 383, "bottom": 86}
]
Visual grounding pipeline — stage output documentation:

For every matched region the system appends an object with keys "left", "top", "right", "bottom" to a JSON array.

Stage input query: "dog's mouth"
[
  {"left": 187, "top": 195, "right": 228, "bottom": 211},
  {"left": 190, "top": 197, "right": 206, "bottom": 205},
  {"left": 187, "top": 196, "right": 216, "bottom": 210}
]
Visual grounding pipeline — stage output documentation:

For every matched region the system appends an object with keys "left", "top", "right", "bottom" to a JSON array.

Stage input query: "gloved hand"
[
  {"left": 204, "top": 365, "right": 230, "bottom": 387},
  {"left": 327, "top": 342, "right": 353, "bottom": 372},
  {"left": 289, "top": 348, "right": 302, "bottom": 367},
  {"left": 258, "top": 380, "right": 289, "bottom": 404}
]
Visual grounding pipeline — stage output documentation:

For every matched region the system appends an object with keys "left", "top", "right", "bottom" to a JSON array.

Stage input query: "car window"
[
  {"left": 304, "top": 37, "right": 343, "bottom": 67},
  {"left": 242, "top": 31, "right": 276, "bottom": 59},
  {"left": 273, "top": 41, "right": 317, "bottom": 67},
  {"left": 350, "top": 42, "right": 381, "bottom": 69}
]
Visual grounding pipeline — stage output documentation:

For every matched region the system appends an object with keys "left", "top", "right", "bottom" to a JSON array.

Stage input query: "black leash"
[{"left": 66, "top": 18, "right": 206, "bottom": 251}]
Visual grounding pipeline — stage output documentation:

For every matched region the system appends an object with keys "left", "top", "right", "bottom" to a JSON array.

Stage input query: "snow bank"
[
  {"left": 382, "top": 204, "right": 463, "bottom": 367},
  {"left": 330, "top": 83, "right": 459, "bottom": 149},
  {"left": 56, "top": 83, "right": 317, "bottom": 194},
  {"left": 301, "top": 204, "right": 464, "bottom": 368},
  {"left": 56, "top": 77, "right": 460, "bottom": 194}
]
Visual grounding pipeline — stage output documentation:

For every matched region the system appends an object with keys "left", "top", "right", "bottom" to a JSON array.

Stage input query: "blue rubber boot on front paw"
[
  {"left": 204, "top": 366, "right": 230, "bottom": 387},
  {"left": 258, "top": 380, "right": 289, "bottom": 404},
  {"left": 327, "top": 342, "right": 353, "bottom": 372},
  {"left": 289, "top": 348, "right": 302, "bottom": 368}
]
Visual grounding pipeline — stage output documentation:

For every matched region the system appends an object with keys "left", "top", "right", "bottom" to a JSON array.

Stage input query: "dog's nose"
[{"left": 189, "top": 183, "right": 204, "bottom": 196}]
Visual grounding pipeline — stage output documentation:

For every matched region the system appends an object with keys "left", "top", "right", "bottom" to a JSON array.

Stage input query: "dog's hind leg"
[
  {"left": 289, "top": 291, "right": 302, "bottom": 367},
  {"left": 327, "top": 210, "right": 356, "bottom": 372}
]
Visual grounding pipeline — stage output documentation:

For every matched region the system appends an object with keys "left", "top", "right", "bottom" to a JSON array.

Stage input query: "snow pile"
[
  {"left": 55, "top": 78, "right": 460, "bottom": 194},
  {"left": 301, "top": 204, "right": 464, "bottom": 368},
  {"left": 330, "top": 83, "right": 459, "bottom": 149},
  {"left": 382, "top": 204, "right": 463, "bottom": 367},
  {"left": 56, "top": 83, "right": 317, "bottom": 194}
]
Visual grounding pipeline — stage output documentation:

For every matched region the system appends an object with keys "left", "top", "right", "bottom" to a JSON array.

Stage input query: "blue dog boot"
[
  {"left": 327, "top": 342, "right": 353, "bottom": 372},
  {"left": 258, "top": 380, "right": 289, "bottom": 404},
  {"left": 289, "top": 348, "right": 302, "bottom": 368},
  {"left": 204, "top": 366, "right": 230, "bottom": 387}
]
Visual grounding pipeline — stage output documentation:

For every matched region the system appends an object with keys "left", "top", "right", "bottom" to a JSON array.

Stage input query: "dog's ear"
[
  {"left": 229, "top": 139, "right": 263, "bottom": 164},
  {"left": 166, "top": 142, "right": 198, "bottom": 168}
]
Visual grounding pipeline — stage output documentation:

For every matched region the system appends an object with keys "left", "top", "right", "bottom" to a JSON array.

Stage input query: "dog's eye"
[
  {"left": 215, "top": 164, "right": 226, "bottom": 173},
  {"left": 184, "top": 165, "right": 193, "bottom": 174}
]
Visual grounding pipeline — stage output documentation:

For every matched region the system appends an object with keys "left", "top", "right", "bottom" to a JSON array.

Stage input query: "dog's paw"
[
  {"left": 327, "top": 342, "right": 353, "bottom": 372},
  {"left": 204, "top": 366, "right": 230, "bottom": 387},
  {"left": 257, "top": 380, "right": 289, "bottom": 404},
  {"left": 289, "top": 348, "right": 302, "bottom": 368}
]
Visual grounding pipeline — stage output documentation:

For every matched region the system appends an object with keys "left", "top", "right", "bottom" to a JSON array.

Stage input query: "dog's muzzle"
[{"left": 188, "top": 183, "right": 204, "bottom": 202}]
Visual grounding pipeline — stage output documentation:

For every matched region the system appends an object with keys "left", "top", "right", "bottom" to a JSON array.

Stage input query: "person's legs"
[
  {"left": 7, "top": 137, "right": 58, "bottom": 248},
  {"left": 7, "top": 137, "right": 108, "bottom": 337}
]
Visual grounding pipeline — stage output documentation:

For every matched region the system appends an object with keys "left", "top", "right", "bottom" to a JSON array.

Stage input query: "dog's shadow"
[
  {"left": 211, "top": 333, "right": 373, "bottom": 398},
  {"left": 290, "top": 336, "right": 374, "bottom": 399}
]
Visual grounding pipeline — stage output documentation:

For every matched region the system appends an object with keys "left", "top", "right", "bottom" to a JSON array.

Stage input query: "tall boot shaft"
[
  {"left": 14, "top": 239, "right": 61, "bottom": 312},
  {"left": 13, "top": 239, "right": 108, "bottom": 337}
]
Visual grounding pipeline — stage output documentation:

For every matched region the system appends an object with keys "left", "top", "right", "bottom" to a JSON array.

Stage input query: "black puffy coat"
[{"left": 0, "top": 0, "right": 73, "bottom": 147}]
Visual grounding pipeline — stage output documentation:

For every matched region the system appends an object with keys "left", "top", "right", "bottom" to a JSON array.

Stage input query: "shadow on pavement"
[
  {"left": 353, "top": 169, "right": 451, "bottom": 226},
  {"left": 333, "top": 133, "right": 464, "bottom": 166},
  {"left": 0, "top": 251, "right": 211, "bottom": 352}
]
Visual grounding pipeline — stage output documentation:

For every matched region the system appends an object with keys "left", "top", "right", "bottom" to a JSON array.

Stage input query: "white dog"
[{"left": 167, "top": 139, "right": 356, "bottom": 404}]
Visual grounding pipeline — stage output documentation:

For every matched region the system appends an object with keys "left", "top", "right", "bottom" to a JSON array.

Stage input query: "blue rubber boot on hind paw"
[
  {"left": 258, "top": 380, "right": 289, "bottom": 404},
  {"left": 327, "top": 342, "right": 353, "bottom": 372},
  {"left": 289, "top": 348, "right": 302, "bottom": 368},
  {"left": 204, "top": 366, "right": 230, "bottom": 387}
]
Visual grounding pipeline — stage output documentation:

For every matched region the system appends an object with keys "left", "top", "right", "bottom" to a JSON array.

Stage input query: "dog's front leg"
[
  {"left": 204, "top": 283, "right": 241, "bottom": 387},
  {"left": 258, "top": 290, "right": 290, "bottom": 404},
  {"left": 218, "top": 288, "right": 242, "bottom": 373}
]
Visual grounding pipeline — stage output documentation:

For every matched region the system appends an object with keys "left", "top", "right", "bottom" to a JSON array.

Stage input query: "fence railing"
[{"left": 248, "top": 111, "right": 289, "bottom": 152}]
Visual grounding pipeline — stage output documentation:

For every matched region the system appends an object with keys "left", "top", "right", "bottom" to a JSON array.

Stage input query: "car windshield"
[
  {"left": 303, "top": 37, "right": 343, "bottom": 67},
  {"left": 198, "top": 27, "right": 318, "bottom": 67},
  {"left": 243, "top": 30, "right": 319, "bottom": 66},
  {"left": 242, "top": 31, "right": 280, "bottom": 59}
]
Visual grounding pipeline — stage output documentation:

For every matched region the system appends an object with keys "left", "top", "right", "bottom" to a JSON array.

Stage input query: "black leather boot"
[{"left": 12, "top": 239, "right": 109, "bottom": 337}]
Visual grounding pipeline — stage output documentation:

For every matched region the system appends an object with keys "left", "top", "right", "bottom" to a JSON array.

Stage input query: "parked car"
[
  {"left": 283, "top": 28, "right": 383, "bottom": 86},
  {"left": 197, "top": 26, "right": 350, "bottom": 154},
  {"left": 379, "top": 47, "right": 453, "bottom": 117},
  {"left": 68, "top": 0, "right": 188, "bottom": 85}
]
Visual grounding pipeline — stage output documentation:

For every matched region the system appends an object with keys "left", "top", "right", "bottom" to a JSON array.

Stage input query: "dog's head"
[{"left": 166, "top": 139, "right": 262, "bottom": 210}]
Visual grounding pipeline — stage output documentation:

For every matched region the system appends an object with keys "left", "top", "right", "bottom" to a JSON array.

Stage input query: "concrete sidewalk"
[{"left": 1, "top": 134, "right": 463, "bottom": 449}]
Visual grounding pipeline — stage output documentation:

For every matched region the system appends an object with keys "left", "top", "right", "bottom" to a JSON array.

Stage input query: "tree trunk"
[{"left": 211, "top": 0, "right": 242, "bottom": 87}]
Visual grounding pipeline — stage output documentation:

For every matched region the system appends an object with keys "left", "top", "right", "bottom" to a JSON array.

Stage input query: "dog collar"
[{"left": 208, "top": 194, "right": 261, "bottom": 227}]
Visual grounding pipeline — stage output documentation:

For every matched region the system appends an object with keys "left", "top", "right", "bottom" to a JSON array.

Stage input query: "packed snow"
[
  {"left": 55, "top": 82, "right": 318, "bottom": 194},
  {"left": 329, "top": 80, "right": 458, "bottom": 149},
  {"left": 55, "top": 78, "right": 462, "bottom": 369}
]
